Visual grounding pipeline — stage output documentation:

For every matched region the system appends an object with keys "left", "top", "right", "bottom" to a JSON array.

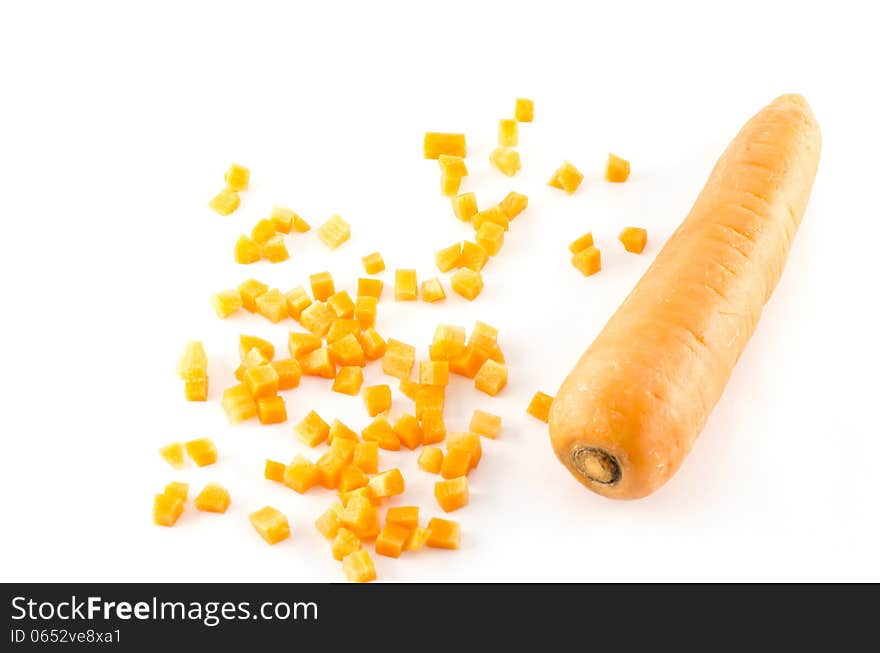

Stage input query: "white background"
[{"left": 1, "top": 0, "right": 878, "bottom": 583}]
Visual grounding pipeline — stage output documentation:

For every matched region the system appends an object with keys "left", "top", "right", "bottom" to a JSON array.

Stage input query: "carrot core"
[{"left": 571, "top": 447, "right": 620, "bottom": 485}]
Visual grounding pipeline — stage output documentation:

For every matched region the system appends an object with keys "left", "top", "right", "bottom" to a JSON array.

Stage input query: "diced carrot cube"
[
  {"left": 193, "top": 482, "right": 230, "bottom": 513},
  {"left": 264, "top": 459, "right": 286, "bottom": 483},
  {"left": 153, "top": 493, "right": 184, "bottom": 526},
  {"left": 315, "top": 503, "right": 343, "bottom": 539},
  {"left": 426, "top": 518, "right": 460, "bottom": 549},
  {"left": 184, "top": 376, "right": 208, "bottom": 401},
  {"left": 238, "top": 280, "right": 269, "bottom": 312},
  {"left": 270, "top": 206, "right": 297, "bottom": 233},
  {"left": 362, "top": 251, "right": 385, "bottom": 274},
  {"left": 209, "top": 188, "right": 240, "bottom": 215},
  {"left": 399, "top": 379, "right": 421, "bottom": 400},
  {"left": 395, "top": 269, "right": 418, "bottom": 301},
  {"left": 382, "top": 338, "right": 416, "bottom": 379},
  {"left": 271, "top": 358, "right": 301, "bottom": 390},
  {"left": 440, "top": 169, "right": 463, "bottom": 197},
  {"left": 177, "top": 341, "right": 207, "bottom": 380},
  {"left": 549, "top": 161, "right": 584, "bottom": 194},
  {"left": 418, "top": 446, "right": 444, "bottom": 474},
  {"left": 430, "top": 324, "right": 466, "bottom": 360},
  {"left": 357, "top": 328, "right": 387, "bottom": 360},
  {"left": 328, "top": 291, "right": 355, "bottom": 319},
  {"left": 327, "top": 333, "right": 366, "bottom": 367},
  {"left": 569, "top": 232, "right": 594, "bottom": 254},
  {"left": 328, "top": 437, "right": 357, "bottom": 463},
  {"left": 473, "top": 205, "right": 509, "bottom": 232},
  {"left": 368, "top": 468, "right": 405, "bottom": 499},
  {"left": 338, "top": 464, "right": 370, "bottom": 493},
  {"left": 316, "top": 214, "right": 351, "bottom": 249},
  {"left": 257, "top": 395, "right": 287, "bottom": 424},
  {"left": 619, "top": 226, "right": 647, "bottom": 253},
  {"left": 299, "top": 302, "right": 335, "bottom": 338},
  {"left": 362, "top": 417, "right": 400, "bottom": 451},
  {"left": 441, "top": 448, "right": 471, "bottom": 479},
  {"left": 499, "top": 191, "right": 528, "bottom": 219},
  {"left": 470, "top": 410, "right": 502, "bottom": 439},
  {"left": 249, "top": 506, "right": 290, "bottom": 545},
  {"left": 255, "top": 288, "right": 288, "bottom": 323},
  {"left": 355, "top": 296, "right": 377, "bottom": 329},
  {"left": 185, "top": 438, "right": 217, "bottom": 467},
  {"left": 386, "top": 506, "right": 420, "bottom": 529},
  {"left": 342, "top": 549, "right": 376, "bottom": 583},
  {"left": 515, "top": 97, "right": 534, "bottom": 122},
  {"left": 356, "top": 277, "right": 383, "bottom": 300},
  {"left": 449, "top": 343, "right": 487, "bottom": 379},
  {"left": 159, "top": 442, "right": 185, "bottom": 470},
  {"left": 572, "top": 246, "right": 602, "bottom": 276},
  {"left": 421, "top": 278, "right": 446, "bottom": 303},
  {"left": 316, "top": 452, "right": 347, "bottom": 490},
  {"left": 451, "top": 268, "right": 484, "bottom": 301},
  {"left": 327, "top": 319, "right": 360, "bottom": 344},
  {"left": 498, "top": 118, "right": 518, "bottom": 146},
  {"left": 451, "top": 192, "right": 478, "bottom": 222},
  {"left": 435, "top": 477, "right": 469, "bottom": 512},
  {"left": 438, "top": 154, "right": 468, "bottom": 178},
  {"left": 329, "top": 419, "right": 359, "bottom": 444},
  {"left": 393, "top": 414, "right": 423, "bottom": 450},
  {"left": 309, "top": 271, "right": 335, "bottom": 301},
  {"left": 362, "top": 384, "right": 392, "bottom": 417},
  {"left": 527, "top": 392, "right": 554, "bottom": 422},
  {"left": 260, "top": 233, "right": 289, "bottom": 263},
  {"left": 605, "top": 153, "right": 631, "bottom": 182},
  {"left": 405, "top": 527, "right": 432, "bottom": 551},
  {"left": 288, "top": 331, "right": 322, "bottom": 358},
  {"left": 414, "top": 385, "right": 445, "bottom": 419},
  {"left": 293, "top": 214, "right": 311, "bottom": 232},
  {"left": 210, "top": 289, "right": 243, "bottom": 319},
  {"left": 423, "top": 132, "right": 466, "bottom": 159},
  {"left": 474, "top": 359, "right": 507, "bottom": 396},
  {"left": 375, "top": 522, "right": 412, "bottom": 559},
  {"left": 223, "top": 162, "right": 250, "bottom": 191},
  {"left": 243, "top": 364, "right": 279, "bottom": 398},
  {"left": 164, "top": 481, "right": 189, "bottom": 502},
  {"left": 419, "top": 360, "right": 449, "bottom": 387},
  {"left": 296, "top": 410, "right": 330, "bottom": 447},
  {"left": 251, "top": 218, "right": 277, "bottom": 245},
  {"left": 490, "top": 147, "right": 521, "bottom": 176},
  {"left": 469, "top": 320, "right": 503, "bottom": 361},
  {"left": 420, "top": 407, "right": 446, "bottom": 445},
  {"left": 234, "top": 234, "right": 260, "bottom": 264},
  {"left": 333, "top": 527, "right": 362, "bottom": 561},
  {"left": 239, "top": 347, "right": 269, "bottom": 375},
  {"left": 340, "top": 496, "right": 380, "bottom": 537},
  {"left": 284, "top": 454, "right": 319, "bottom": 493},
  {"left": 447, "top": 432, "right": 482, "bottom": 468},
  {"left": 239, "top": 334, "right": 274, "bottom": 360},
  {"left": 353, "top": 441, "right": 378, "bottom": 474},
  {"left": 339, "top": 489, "right": 379, "bottom": 510},
  {"left": 475, "top": 221, "right": 504, "bottom": 256},
  {"left": 221, "top": 384, "right": 257, "bottom": 423},
  {"left": 332, "top": 365, "right": 364, "bottom": 395},
  {"left": 285, "top": 287, "right": 313, "bottom": 319},
  {"left": 435, "top": 242, "right": 462, "bottom": 272},
  {"left": 456, "top": 241, "right": 488, "bottom": 271}
]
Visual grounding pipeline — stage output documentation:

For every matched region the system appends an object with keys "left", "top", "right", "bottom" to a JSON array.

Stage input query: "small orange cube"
[
  {"left": 387, "top": 506, "right": 420, "bottom": 529},
  {"left": 441, "top": 448, "right": 471, "bottom": 479},
  {"left": 153, "top": 493, "right": 184, "bottom": 527},
  {"left": 164, "top": 481, "right": 189, "bottom": 502},
  {"left": 447, "top": 431, "right": 483, "bottom": 468},
  {"left": 309, "top": 271, "right": 335, "bottom": 301},
  {"left": 285, "top": 287, "right": 313, "bottom": 319},
  {"left": 328, "top": 290, "right": 356, "bottom": 319},
  {"left": 435, "top": 477, "right": 469, "bottom": 512},
  {"left": 288, "top": 331, "right": 322, "bottom": 358},
  {"left": 420, "top": 407, "right": 446, "bottom": 445},
  {"left": 329, "top": 419, "right": 359, "bottom": 444},
  {"left": 440, "top": 169, "right": 463, "bottom": 197},
  {"left": 270, "top": 206, "right": 297, "bottom": 233},
  {"left": 340, "top": 496, "right": 380, "bottom": 537},
  {"left": 498, "top": 118, "right": 518, "bottom": 146},
  {"left": 368, "top": 468, "right": 405, "bottom": 499},
  {"left": 257, "top": 395, "right": 287, "bottom": 424},
  {"left": 426, "top": 517, "right": 460, "bottom": 549},
  {"left": 421, "top": 278, "right": 446, "bottom": 303},
  {"left": 238, "top": 280, "right": 269, "bottom": 313},
  {"left": 271, "top": 358, "right": 301, "bottom": 390},
  {"left": 418, "top": 446, "right": 444, "bottom": 474},
  {"left": 264, "top": 459, "right": 286, "bottom": 482},
  {"left": 316, "top": 214, "right": 351, "bottom": 249},
  {"left": 393, "top": 414, "right": 423, "bottom": 450},
  {"left": 193, "top": 482, "right": 230, "bottom": 513},
  {"left": 438, "top": 154, "right": 468, "bottom": 177},
  {"left": 605, "top": 153, "right": 631, "bottom": 182},
  {"left": 395, "top": 269, "right": 418, "bottom": 301},
  {"left": 260, "top": 235, "right": 289, "bottom": 263},
  {"left": 435, "top": 242, "right": 462, "bottom": 272},
  {"left": 475, "top": 221, "right": 504, "bottom": 256},
  {"left": 515, "top": 97, "right": 534, "bottom": 122},
  {"left": 330, "top": 437, "right": 357, "bottom": 463},
  {"left": 619, "top": 226, "right": 647, "bottom": 254},
  {"left": 569, "top": 232, "right": 595, "bottom": 254},
  {"left": 159, "top": 442, "right": 185, "bottom": 470},
  {"left": 223, "top": 162, "right": 250, "bottom": 191},
  {"left": 210, "top": 188, "right": 240, "bottom": 216},
  {"left": 490, "top": 146, "right": 521, "bottom": 176},
  {"left": 353, "top": 441, "right": 379, "bottom": 474},
  {"left": 332, "top": 366, "right": 364, "bottom": 395},
  {"left": 249, "top": 506, "right": 290, "bottom": 544},
  {"left": 316, "top": 451, "right": 347, "bottom": 490},
  {"left": 355, "top": 296, "right": 378, "bottom": 329},
  {"left": 472, "top": 206, "right": 509, "bottom": 232},
  {"left": 284, "top": 454, "right": 319, "bottom": 493},
  {"left": 333, "top": 527, "right": 362, "bottom": 561},
  {"left": 362, "top": 384, "right": 392, "bottom": 417},
  {"left": 300, "top": 347, "right": 336, "bottom": 378},
  {"left": 221, "top": 384, "right": 257, "bottom": 423},
  {"left": 296, "top": 410, "right": 331, "bottom": 447},
  {"left": 375, "top": 522, "right": 412, "bottom": 559},
  {"left": 419, "top": 360, "right": 449, "bottom": 387},
  {"left": 184, "top": 438, "right": 217, "bottom": 467},
  {"left": 299, "top": 302, "right": 335, "bottom": 338},
  {"left": 315, "top": 503, "right": 343, "bottom": 539},
  {"left": 470, "top": 410, "right": 502, "bottom": 439},
  {"left": 527, "top": 392, "right": 554, "bottom": 422},
  {"left": 414, "top": 385, "right": 445, "bottom": 419},
  {"left": 405, "top": 527, "right": 432, "bottom": 551},
  {"left": 449, "top": 343, "right": 488, "bottom": 379},
  {"left": 244, "top": 364, "right": 280, "bottom": 398},
  {"left": 358, "top": 328, "right": 387, "bottom": 360},
  {"left": 342, "top": 549, "right": 376, "bottom": 583},
  {"left": 457, "top": 240, "right": 488, "bottom": 271},
  {"left": 210, "top": 289, "right": 243, "bottom": 319},
  {"left": 239, "top": 334, "right": 274, "bottom": 360},
  {"left": 451, "top": 268, "right": 484, "bottom": 301},
  {"left": 327, "top": 318, "right": 360, "bottom": 343},
  {"left": 430, "top": 324, "right": 466, "bottom": 360},
  {"left": 361, "top": 417, "right": 400, "bottom": 451},
  {"left": 357, "top": 277, "right": 384, "bottom": 299},
  {"left": 572, "top": 246, "right": 602, "bottom": 276},
  {"left": 474, "top": 359, "right": 507, "bottom": 396},
  {"left": 327, "top": 333, "right": 366, "bottom": 367},
  {"left": 451, "top": 192, "right": 478, "bottom": 222},
  {"left": 423, "top": 132, "right": 466, "bottom": 159},
  {"left": 549, "top": 161, "right": 584, "bottom": 194},
  {"left": 382, "top": 338, "right": 416, "bottom": 379},
  {"left": 177, "top": 341, "right": 208, "bottom": 380},
  {"left": 338, "top": 465, "right": 370, "bottom": 493},
  {"left": 184, "top": 377, "right": 208, "bottom": 401},
  {"left": 362, "top": 252, "right": 385, "bottom": 274},
  {"left": 292, "top": 214, "right": 311, "bottom": 232},
  {"left": 255, "top": 288, "right": 288, "bottom": 322},
  {"left": 251, "top": 218, "right": 277, "bottom": 245},
  {"left": 499, "top": 191, "right": 528, "bottom": 219}
]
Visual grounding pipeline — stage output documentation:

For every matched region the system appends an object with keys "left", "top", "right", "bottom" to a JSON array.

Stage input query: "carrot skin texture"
[{"left": 549, "top": 94, "right": 821, "bottom": 500}]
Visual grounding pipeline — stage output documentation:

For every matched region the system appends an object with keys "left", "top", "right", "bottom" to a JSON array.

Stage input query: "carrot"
[{"left": 549, "top": 94, "right": 821, "bottom": 500}]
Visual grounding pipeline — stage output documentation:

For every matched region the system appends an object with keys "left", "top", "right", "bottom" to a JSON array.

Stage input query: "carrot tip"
[{"left": 571, "top": 447, "right": 621, "bottom": 485}]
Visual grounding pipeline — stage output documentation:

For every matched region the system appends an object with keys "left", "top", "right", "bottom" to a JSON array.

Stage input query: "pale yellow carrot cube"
[
  {"left": 224, "top": 163, "right": 250, "bottom": 191},
  {"left": 498, "top": 118, "right": 518, "bottom": 146},
  {"left": 317, "top": 215, "right": 350, "bottom": 249},
  {"left": 490, "top": 147, "right": 521, "bottom": 177},
  {"left": 209, "top": 188, "right": 240, "bottom": 215}
]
